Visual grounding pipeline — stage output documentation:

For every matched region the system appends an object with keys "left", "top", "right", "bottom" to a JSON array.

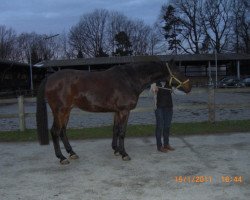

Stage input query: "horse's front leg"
[{"left": 117, "top": 110, "right": 131, "bottom": 161}]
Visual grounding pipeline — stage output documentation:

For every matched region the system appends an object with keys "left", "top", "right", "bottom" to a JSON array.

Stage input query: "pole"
[
  {"left": 44, "top": 34, "right": 60, "bottom": 40},
  {"left": 18, "top": 96, "right": 26, "bottom": 131},
  {"left": 174, "top": 24, "right": 178, "bottom": 55},
  {"left": 208, "top": 61, "right": 213, "bottom": 86},
  {"left": 28, "top": 46, "right": 34, "bottom": 91},
  {"left": 208, "top": 86, "right": 215, "bottom": 123},
  {"left": 237, "top": 60, "right": 240, "bottom": 79},
  {"left": 215, "top": 49, "right": 218, "bottom": 88}
]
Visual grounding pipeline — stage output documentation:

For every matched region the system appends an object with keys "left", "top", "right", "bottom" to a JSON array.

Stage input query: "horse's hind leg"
[
  {"left": 60, "top": 126, "right": 79, "bottom": 160},
  {"left": 51, "top": 108, "right": 76, "bottom": 164},
  {"left": 51, "top": 121, "right": 69, "bottom": 164},
  {"left": 112, "top": 113, "right": 120, "bottom": 156}
]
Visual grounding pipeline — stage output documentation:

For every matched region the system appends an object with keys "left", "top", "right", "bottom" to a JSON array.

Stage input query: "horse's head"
[{"left": 165, "top": 59, "right": 191, "bottom": 93}]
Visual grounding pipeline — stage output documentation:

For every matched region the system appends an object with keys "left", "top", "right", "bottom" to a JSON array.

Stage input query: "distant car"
[
  {"left": 218, "top": 77, "right": 245, "bottom": 88},
  {"left": 218, "top": 76, "right": 233, "bottom": 87},
  {"left": 240, "top": 77, "right": 250, "bottom": 87}
]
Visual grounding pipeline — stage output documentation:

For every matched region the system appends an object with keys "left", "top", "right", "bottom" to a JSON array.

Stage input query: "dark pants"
[{"left": 155, "top": 107, "right": 173, "bottom": 149}]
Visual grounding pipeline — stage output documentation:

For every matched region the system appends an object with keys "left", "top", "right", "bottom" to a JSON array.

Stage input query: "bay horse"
[{"left": 36, "top": 58, "right": 191, "bottom": 164}]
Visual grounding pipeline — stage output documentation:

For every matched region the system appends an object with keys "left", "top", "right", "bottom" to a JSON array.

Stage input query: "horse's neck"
[{"left": 133, "top": 64, "right": 166, "bottom": 93}]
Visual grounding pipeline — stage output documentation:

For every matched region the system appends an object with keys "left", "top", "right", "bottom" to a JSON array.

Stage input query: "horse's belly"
[
  {"left": 76, "top": 103, "right": 115, "bottom": 112},
  {"left": 74, "top": 95, "right": 136, "bottom": 113},
  {"left": 73, "top": 96, "right": 113, "bottom": 112}
]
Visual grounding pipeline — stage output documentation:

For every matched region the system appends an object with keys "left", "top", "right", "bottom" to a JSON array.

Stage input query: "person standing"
[{"left": 151, "top": 82, "right": 175, "bottom": 153}]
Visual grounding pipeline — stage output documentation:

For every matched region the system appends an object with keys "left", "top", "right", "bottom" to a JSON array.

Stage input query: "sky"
[{"left": 0, "top": 0, "right": 168, "bottom": 34}]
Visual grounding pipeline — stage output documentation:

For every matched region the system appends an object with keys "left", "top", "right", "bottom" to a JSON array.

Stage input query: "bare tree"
[
  {"left": 176, "top": 0, "right": 205, "bottom": 54},
  {"left": 148, "top": 26, "right": 162, "bottom": 55},
  {"left": 43, "top": 34, "right": 61, "bottom": 60},
  {"left": 0, "top": 25, "right": 16, "bottom": 60},
  {"left": 232, "top": 0, "right": 250, "bottom": 53},
  {"left": 69, "top": 9, "right": 157, "bottom": 57},
  {"left": 129, "top": 20, "right": 152, "bottom": 55},
  {"left": 16, "top": 32, "right": 60, "bottom": 64},
  {"left": 109, "top": 16, "right": 154, "bottom": 55},
  {"left": 17, "top": 33, "right": 43, "bottom": 64},
  {"left": 160, "top": 0, "right": 207, "bottom": 54},
  {"left": 159, "top": 0, "right": 249, "bottom": 54},
  {"left": 239, "top": 17, "right": 250, "bottom": 53},
  {"left": 107, "top": 11, "right": 130, "bottom": 55},
  {"left": 201, "top": 0, "right": 233, "bottom": 53},
  {"left": 69, "top": 9, "right": 109, "bottom": 57},
  {"left": 60, "top": 31, "right": 75, "bottom": 59}
]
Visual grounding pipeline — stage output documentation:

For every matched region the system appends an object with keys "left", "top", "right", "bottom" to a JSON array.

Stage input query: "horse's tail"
[{"left": 36, "top": 78, "right": 49, "bottom": 145}]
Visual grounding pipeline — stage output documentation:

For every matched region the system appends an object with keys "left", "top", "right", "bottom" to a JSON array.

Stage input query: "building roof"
[
  {"left": 0, "top": 59, "right": 29, "bottom": 68},
  {"left": 34, "top": 53, "right": 250, "bottom": 68}
]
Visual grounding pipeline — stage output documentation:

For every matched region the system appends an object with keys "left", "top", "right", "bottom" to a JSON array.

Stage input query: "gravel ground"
[
  {"left": 0, "top": 133, "right": 249, "bottom": 200},
  {"left": 0, "top": 88, "right": 250, "bottom": 131}
]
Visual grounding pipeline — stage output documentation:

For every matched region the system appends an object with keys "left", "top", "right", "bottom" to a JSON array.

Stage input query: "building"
[
  {"left": 35, "top": 54, "right": 250, "bottom": 86},
  {"left": 0, "top": 59, "right": 46, "bottom": 96}
]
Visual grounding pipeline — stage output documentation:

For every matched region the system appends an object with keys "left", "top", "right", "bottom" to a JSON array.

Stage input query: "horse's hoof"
[
  {"left": 114, "top": 150, "right": 120, "bottom": 156},
  {"left": 69, "top": 154, "right": 79, "bottom": 160},
  {"left": 60, "top": 159, "right": 70, "bottom": 165},
  {"left": 122, "top": 155, "right": 131, "bottom": 161}
]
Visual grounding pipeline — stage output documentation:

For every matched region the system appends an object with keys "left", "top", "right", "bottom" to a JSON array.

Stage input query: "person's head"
[{"left": 164, "top": 81, "right": 171, "bottom": 88}]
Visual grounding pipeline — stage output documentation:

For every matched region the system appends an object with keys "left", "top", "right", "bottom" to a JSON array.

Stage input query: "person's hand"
[
  {"left": 150, "top": 83, "right": 158, "bottom": 94},
  {"left": 154, "top": 87, "right": 159, "bottom": 93}
]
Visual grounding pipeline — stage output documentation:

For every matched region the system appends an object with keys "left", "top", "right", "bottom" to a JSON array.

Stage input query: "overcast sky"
[{"left": 1, "top": 0, "right": 167, "bottom": 34}]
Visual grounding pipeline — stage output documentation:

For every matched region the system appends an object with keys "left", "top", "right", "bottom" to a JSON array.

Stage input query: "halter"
[{"left": 166, "top": 62, "right": 190, "bottom": 89}]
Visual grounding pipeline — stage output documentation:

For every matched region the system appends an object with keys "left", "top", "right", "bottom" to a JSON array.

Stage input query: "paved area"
[
  {"left": 0, "top": 133, "right": 249, "bottom": 200},
  {"left": 1, "top": 88, "right": 250, "bottom": 131}
]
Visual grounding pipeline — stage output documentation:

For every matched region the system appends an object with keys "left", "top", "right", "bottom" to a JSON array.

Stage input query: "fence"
[
  {"left": 0, "top": 96, "right": 35, "bottom": 131},
  {"left": 0, "top": 87, "right": 250, "bottom": 131}
]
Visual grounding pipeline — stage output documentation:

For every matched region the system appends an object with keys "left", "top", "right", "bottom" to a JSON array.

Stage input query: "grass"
[{"left": 0, "top": 120, "right": 250, "bottom": 142}]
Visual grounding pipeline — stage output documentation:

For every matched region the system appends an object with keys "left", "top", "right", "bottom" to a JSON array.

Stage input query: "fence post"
[
  {"left": 18, "top": 95, "right": 26, "bottom": 131},
  {"left": 207, "top": 86, "right": 215, "bottom": 123}
]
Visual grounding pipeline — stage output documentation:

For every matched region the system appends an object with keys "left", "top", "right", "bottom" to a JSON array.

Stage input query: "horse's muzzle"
[{"left": 182, "top": 80, "right": 192, "bottom": 93}]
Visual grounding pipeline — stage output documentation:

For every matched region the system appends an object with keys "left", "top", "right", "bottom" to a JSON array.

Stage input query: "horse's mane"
[{"left": 109, "top": 56, "right": 165, "bottom": 76}]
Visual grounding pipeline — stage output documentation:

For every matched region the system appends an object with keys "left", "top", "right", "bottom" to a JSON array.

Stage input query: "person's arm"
[{"left": 150, "top": 83, "right": 159, "bottom": 110}]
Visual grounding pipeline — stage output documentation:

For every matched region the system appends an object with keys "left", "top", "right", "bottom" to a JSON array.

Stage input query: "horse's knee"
[
  {"left": 51, "top": 123, "right": 60, "bottom": 135},
  {"left": 51, "top": 130, "right": 58, "bottom": 140}
]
